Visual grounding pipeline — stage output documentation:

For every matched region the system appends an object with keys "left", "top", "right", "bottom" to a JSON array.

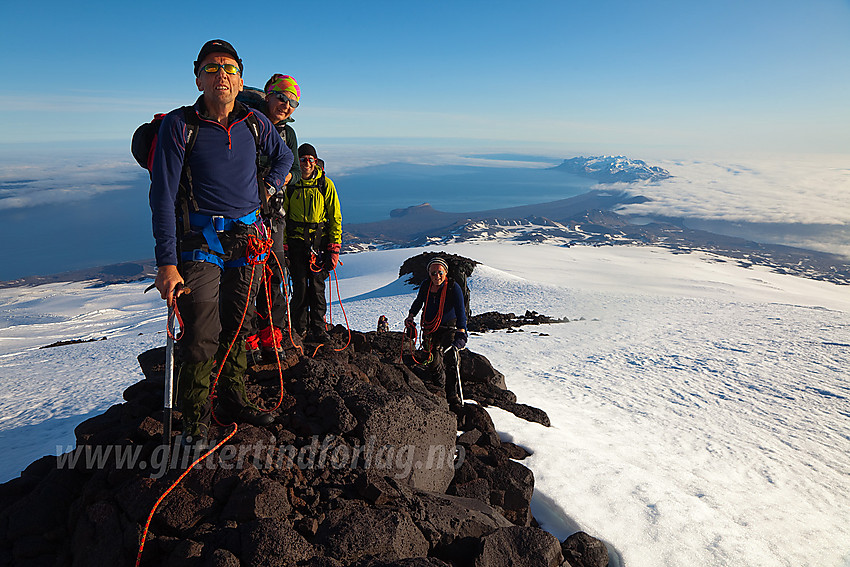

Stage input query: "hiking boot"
[
  {"left": 181, "top": 419, "right": 210, "bottom": 450},
  {"left": 216, "top": 394, "right": 275, "bottom": 427},
  {"left": 307, "top": 327, "right": 331, "bottom": 344},
  {"left": 245, "top": 334, "right": 262, "bottom": 367},
  {"left": 228, "top": 405, "right": 275, "bottom": 427},
  {"left": 247, "top": 347, "right": 264, "bottom": 366}
]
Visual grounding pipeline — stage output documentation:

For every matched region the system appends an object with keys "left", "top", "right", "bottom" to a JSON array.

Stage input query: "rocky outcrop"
[
  {"left": 562, "top": 531, "right": 610, "bottom": 567},
  {"left": 0, "top": 320, "right": 605, "bottom": 566},
  {"left": 468, "top": 310, "right": 571, "bottom": 334},
  {"left": 399, "top": 252, "right": 478, "bottom": 288}
]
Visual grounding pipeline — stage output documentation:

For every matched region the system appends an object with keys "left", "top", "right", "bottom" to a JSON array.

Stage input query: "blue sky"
[{"left": 2, "top": 0, "right": 849, "bottom": 155}]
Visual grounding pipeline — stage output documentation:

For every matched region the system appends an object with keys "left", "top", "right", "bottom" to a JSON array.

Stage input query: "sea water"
[
  {"left": 0, "top": 160, "right": 595, "bottom": 281},
  {"left": 336, "top": 162, "right": 596, "bottom": 225}
]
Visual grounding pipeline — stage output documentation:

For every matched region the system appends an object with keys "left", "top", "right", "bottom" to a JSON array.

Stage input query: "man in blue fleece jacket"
[{"left": 150, "top": 39, "right": 293, "bottom": 444}]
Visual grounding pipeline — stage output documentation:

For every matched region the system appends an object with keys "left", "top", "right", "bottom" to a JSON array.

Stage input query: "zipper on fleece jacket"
[{"left": 196, "top": 112, "right": 251, "bottom": 150}]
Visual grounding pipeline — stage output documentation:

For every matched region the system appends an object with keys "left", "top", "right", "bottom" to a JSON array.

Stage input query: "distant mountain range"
[
  {"left": 341, "top": 190, "right": 849, "bottom": 287},
  {"left": 553, "top": 156, "right": 672, "bottom": 183}
]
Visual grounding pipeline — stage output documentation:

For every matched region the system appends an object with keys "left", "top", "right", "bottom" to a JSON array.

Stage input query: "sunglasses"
[
  {"left": 267, "top": 91, "right": 300, "bottom": 108},
  {"left": 429, "top": 270, "right": 446, "bottom": 276},
  {"left": 300, "top": 156, "right": 317, "bottom": 164},
  {"left": 199, "top": 63, "right": 241, "bottom": 75}
]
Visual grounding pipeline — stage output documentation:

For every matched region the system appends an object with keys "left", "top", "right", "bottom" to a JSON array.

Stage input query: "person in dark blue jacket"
[
  {"left": 405, "top": 257, "right": 468, "bottom": 412},
  {"left": 150, "top": 39, "right": 294, "bottom": 444}
]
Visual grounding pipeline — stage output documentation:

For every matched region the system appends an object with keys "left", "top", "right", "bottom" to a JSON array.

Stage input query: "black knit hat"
[
  {"left": 298, "top": 143, "right": 318, "bottom": 159},
  {"left": 194, "top": 39, "right": 243, "bottom": 76}
]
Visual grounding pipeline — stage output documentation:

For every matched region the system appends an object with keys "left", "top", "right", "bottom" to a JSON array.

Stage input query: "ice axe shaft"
[
  {"left": 162, "top": 285, "right": 186, "bottom": 447},
  {"left": 163, "top": 304, "right": 175, "bottom": 446},
  {"left": 444, "top": 345, "right": 465, "bottom": 403}
]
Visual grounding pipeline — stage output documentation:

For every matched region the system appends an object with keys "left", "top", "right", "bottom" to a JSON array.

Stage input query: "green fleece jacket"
[{"left": 283, "top": 170, "right": 342, "bottom": 246}]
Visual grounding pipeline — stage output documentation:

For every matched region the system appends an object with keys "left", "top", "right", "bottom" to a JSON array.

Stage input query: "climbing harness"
[{"left": 181, "top": 210, "right": 268, "bottom": 269}]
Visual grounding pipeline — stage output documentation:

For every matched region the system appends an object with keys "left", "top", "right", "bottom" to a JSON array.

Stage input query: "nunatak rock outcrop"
[{"left": 0, "top": 262, "right": 608, "bottom": 567}]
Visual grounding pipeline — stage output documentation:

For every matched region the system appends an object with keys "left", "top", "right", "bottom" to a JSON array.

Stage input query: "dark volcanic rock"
[
  {"left": 399, "top": 251, "right": 478, "bottom": 287},
  {"left": 475, "top": 525, "right": 564, "bottom": 566},
  {"left": 562, "top": 530, "right": 610, "bottom": 567},
  {"left": 315, "top": 500, "right": 429, "bottom": 563},
  {"left": 460, "top": 350, "right": 507, "bottom": 390},
  {"left": 239, "top": 518, "right": 317, "bottom": 565},
  {"left": 341, "top": 380, "right": 456, "bottom": 492},
  {"left": 468, "top": 310, "right": 569, "bottom": 333},
  {"left": 412, "top": 491, "right": 513, "bottom": 562},
  {"left": 221, "top": 477, "right": 290, "bottom": 522},
  {"left": 0, "top": 254, "right": 609, "bottom": 566},
  {"left": 457, "top": 349, "right": 551, "bottom": 427},
  {"left": 354, "top": 558, "right": 451, "bottom": 567},
  {"left": 490, "top": 401, "right": 551, "bottom": 427}
]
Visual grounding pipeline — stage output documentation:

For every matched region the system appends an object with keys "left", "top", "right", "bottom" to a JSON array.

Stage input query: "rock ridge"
[{"left": 0, "top": 321, "right": 607, "bottom": 566}]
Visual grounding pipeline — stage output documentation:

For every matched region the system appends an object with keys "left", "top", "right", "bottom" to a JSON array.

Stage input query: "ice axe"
[
  {"left": 144, "top": 283, "right": 187, "bottom": 446},
  {"left": 163, "top": 285, "right": 189, "bottom": 446},
  {"left": 163, "top": 302, "right": 176, "bottom": 446},
  {"left": 444, "top": 343, "right": 465, "bottom": 405}
]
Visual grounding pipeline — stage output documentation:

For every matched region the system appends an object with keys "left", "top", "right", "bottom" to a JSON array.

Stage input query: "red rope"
[
  {"left": 137, "top": 227, "right": 289, "bottom": 565},
  {"left": 420, "top": 281, "right": 447, "bottom": 335},
  {"left": 246, "top": 233, "right": 272, "bottom": 266},
  {"left": 308, "top": 264, "right": 351, "bottom": 355},
  {"left": 329, "top": 266, "right": 351, "bottom": 352},
  {"left": 399, "top": 320, "right": 429, "bottom": 365},
  {"left": 134, "top": 424, "right": 237, "bottom": 567},
  {"left": 400, "top": 281, "right": 447, "bottom": 366},
  {"left": 269, "top": 249, "right": 304, "bottom": 357}
]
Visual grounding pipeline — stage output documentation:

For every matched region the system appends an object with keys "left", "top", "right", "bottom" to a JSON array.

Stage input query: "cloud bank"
[
  {"left": 0, "top": 148, "right": 144, "bottom": 211},
  {"left": 618, "top": 156, "right": 850, "bottom": 226},
  {"left": 0, "top": 145, "right": 846, "bottom": 256}
]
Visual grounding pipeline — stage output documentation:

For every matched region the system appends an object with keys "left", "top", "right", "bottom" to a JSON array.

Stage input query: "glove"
[
  {"left": 404, "top": 316, "right": 416, "bottom": 338},
  {"left": 324, "top": 253, "right": 339, "bottom": 272},
  {"left": 324, "top": 243, "right": 341, "bottom": 271},
  {"left": 452, "top": 330, "right": 467, "bottom": 350}
]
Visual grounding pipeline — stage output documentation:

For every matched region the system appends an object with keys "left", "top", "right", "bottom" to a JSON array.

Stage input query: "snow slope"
[{"left": 0, "top": 243, "right": 848, "bottom": 566}]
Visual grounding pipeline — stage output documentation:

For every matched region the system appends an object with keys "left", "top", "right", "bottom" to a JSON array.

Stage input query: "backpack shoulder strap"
[
  {"left": 242, "top": 110, "right": 271, "bottom": 218},
  {"left": 181, "top": 106, "right": 200, "bottom": 152},
  {"left": 244, "top": 110, "right": 261, "bottom": 141},
  {"left": 318, "top": 172, "right": 328, "bottom": 200},
  {"left": 286, "top": 172, "right": 327, "bottom": 200},
  {"left": 178, "top": 106, "right": 200, "bottom": 235}
]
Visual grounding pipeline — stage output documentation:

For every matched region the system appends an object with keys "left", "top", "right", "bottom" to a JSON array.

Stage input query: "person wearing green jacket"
[{"left": 284, "top": 143, "right": 342, "bottom": 343}]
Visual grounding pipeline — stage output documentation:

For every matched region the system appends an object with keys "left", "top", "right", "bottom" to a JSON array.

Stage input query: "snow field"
[{"left": 0, "top": 243, "right": 848, "bottom": 566}]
